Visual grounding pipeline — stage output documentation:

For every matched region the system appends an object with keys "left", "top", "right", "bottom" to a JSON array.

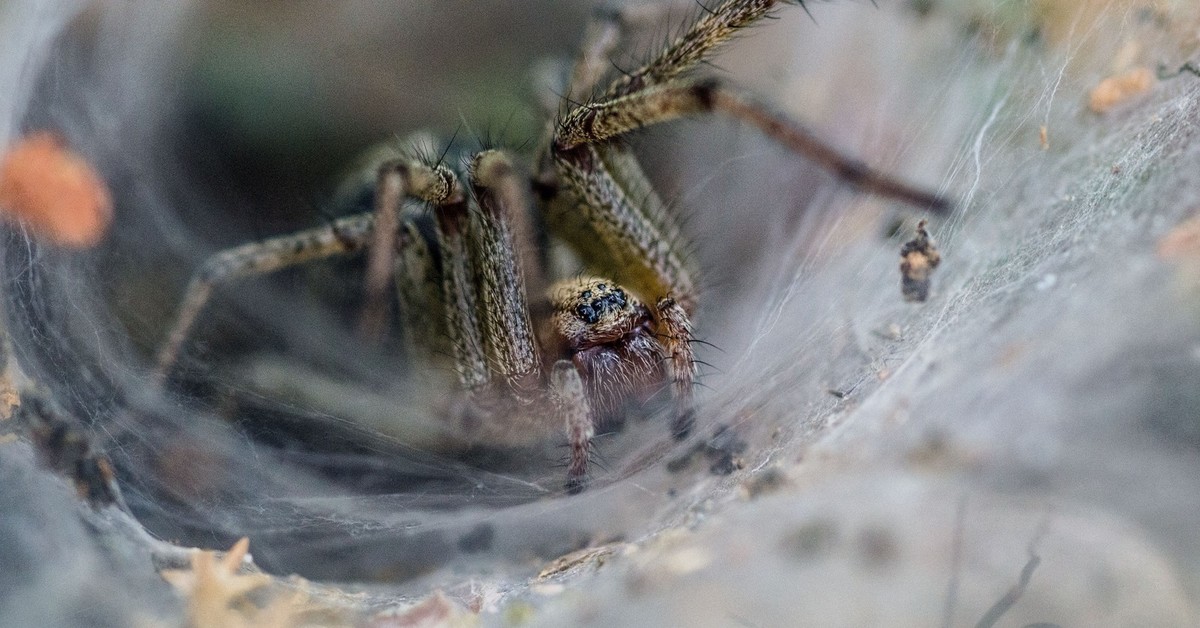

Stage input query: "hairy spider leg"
[
  {"left": 429, "top": 177, "right": 490, "bottom": 392},
  {"left": 361, "top": 160, "right": 464, "bottom": 339},
  {"left": 552, "top": 359, "right": 594, "bottom": 493},
  {"left": 601, "top": 0, "right": 784, "bottom": 99},
  {"left": 393, "top": 219, "right": 447, "bottom": 364},
  {"left": 655, "top": 296, "right": 696, "bottom": 438},
  {"left": 562, "top": 2, "right": 687, "bottom": 106},
  {"left": 467, "top": 150, "right": 541, "bottom": 394},
  {"left": 557, "top": 78, "right": 952, "bottom": 212},
  {"left": 154, "top": 212, "right": 377, "bottom": 382},
  {"left": 155, "top": 159, "right": 461, "bottom": 382}
]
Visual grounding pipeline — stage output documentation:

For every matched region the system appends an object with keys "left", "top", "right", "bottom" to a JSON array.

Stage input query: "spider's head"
[{"left": 549, "top": 277, "right": 647, "bottom": 349}]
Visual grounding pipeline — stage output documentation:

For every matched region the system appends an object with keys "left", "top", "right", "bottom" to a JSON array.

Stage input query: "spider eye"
[
  {"left": 612, "top": 289, "right": 626, "bottom": 306},
  {"left": 596, "top": 283, "right": 606, "bottom": 291},
  {"left": 575, "top": 304, "right": 599, "bottom": 324},
  {"left": 581, "top": 290, "right": 592, "bottom": 299}
]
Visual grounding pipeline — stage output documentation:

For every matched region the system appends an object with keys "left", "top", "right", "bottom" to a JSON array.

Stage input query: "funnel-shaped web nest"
[{"left": 2, "top": 1, "right": 1200, "bottom": 626}]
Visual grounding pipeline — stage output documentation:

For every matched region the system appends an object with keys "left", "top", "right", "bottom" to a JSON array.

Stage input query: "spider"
[{"left": 154, "top": 0, "right": 950, "bottom": 493}]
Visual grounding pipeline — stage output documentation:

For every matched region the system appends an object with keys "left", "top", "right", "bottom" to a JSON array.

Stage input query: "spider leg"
[
  {"left": 601, "top": 0, "right": 783, "bottom": 98},
  {"left": 557, "top": 78, "right": 951, "bottom": 212},
  {"left": 154, "top": 212, "right": 377, "bottom": 382},
  {"left": 554, "top": 0, "right": 949, "bottom": 209},
  {"left": 540, "top": 0, "right": 764, "bottom": 150},
  {"left": 563, "top": 3, "right": 686, "bottom": 105},
  {"left": 361, "top": 159, "right": 464, "bottom": 339},
  {"left": 655, "top": 296, "right": 696, "bottom": 439},
  {"left": 466, "top": 150, "right": 541, "bottom": 393},
  {"left": 156, "top": 164, "right": 459, "bottom": 384},
  {"left": 550, "top": 359, "right": 595, "bottom": 493},
  {"left": 431, "top": 187, "right": 490, "bottom": 391},
  {"left": 550, "top": 142, "right": 696, "bottom": 313},
  {"left": 393, "top": 219, "right": 448, "bottom": 364}
]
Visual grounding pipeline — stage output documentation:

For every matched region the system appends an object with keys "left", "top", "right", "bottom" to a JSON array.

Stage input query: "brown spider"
[{"left": 154, "top": 0, "right": 949, "bottom": 493}]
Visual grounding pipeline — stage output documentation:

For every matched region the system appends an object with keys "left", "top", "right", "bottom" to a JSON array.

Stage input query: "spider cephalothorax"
[
  {"left": 154, "top": 0, "right": 949, "bottom": 492},
  {"left": 548, "top": 277, "right": 668, "bottom": 422}
]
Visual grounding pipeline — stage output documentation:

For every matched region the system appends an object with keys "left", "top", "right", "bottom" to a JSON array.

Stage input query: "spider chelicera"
[{"left": 155, "top": 0, "right": 950, "bottom": 492}]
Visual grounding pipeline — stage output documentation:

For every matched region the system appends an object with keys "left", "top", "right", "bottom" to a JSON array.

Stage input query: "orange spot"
[
  {"left": 1088, "top": 67, "right": 1156, "bottom": 114},
  {"left": 0, "top": 132, "right": 112, "bottom": 247},
  {"left": 1158, "top": 214, "right": 1200, "bottom": 259}
]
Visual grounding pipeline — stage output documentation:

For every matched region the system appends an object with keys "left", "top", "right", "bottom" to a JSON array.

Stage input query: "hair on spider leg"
[
  {"left": 651, "top": 347, "right": 720, "bottom": 374},
  {"left": 550, "top": 451, "right": 610, "bottom": 484},
  {"left": 435, "top": 126, "right": 463, "bottom": 170},
  {"left": 690, "top": 359, "right": 721, "bottom": 374},
  {"left": 554, "top": 428, "right": 622, "bottom": 450},
  {"left": 781, "top": 0, "right": 816, "bottom": 22},
  {"left": 472, "top": 106, "right": 531, "bottom": 153},
  {"left": 681, "top": 333, "right": 724, "bottom": 352},
  {"left": 549, "top": 86, "right": 591, "bottom": 122},
  {"left": 693, "top": 0, "right": 719, "bottom": 17},
  {"left": 697, "top": 58, "right": 730, "bottom": 74},
  {"left": 579, "top": 442, "right": 614, "bottom": 474},
  {"left": 608, "top": 58, "right": 635, "bottom": 83},
  {"left": 395, "top": 136, "right": 435, "bottom": 169}
]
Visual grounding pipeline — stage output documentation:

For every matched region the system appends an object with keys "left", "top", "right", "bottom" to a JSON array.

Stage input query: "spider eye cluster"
[{"left": 574, "top": 286, "right": 628, "bottom": 324}]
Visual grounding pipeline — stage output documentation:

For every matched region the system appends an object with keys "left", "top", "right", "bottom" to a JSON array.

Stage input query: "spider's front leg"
[
  {"left": 556, "top": 77, "right": 952, "bottom": 212},
  {"left": 555, "top": 0, "right": 951, "bottom": 212},
  {"left": 154, "top": 157, "right": 463, "bottom": 383},
  {"left": 655, "top": 296, "right": 696, "bottom": 439},
  {"left": 460, "top": 151, "right": 601, "bottom": 492},
  {"left": 465, "top": 150, "right": 541, "bottom": 394},
  {"left": 154, "top": 213, "right": 377, "bottom": 382},
  {"left": 550, "top": 359, "right": 594, "bottom": 494},
  {"left": 361, "top": 157, "right": 465, "bottom": 338}
]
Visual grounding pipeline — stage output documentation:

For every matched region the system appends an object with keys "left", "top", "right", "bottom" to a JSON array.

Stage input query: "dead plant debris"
[
  {"left": 160, "top": 538, "right": 355, "bottom": 628},
  {"left": 900, "top": 219, "right": 941, "bottom": 302}
]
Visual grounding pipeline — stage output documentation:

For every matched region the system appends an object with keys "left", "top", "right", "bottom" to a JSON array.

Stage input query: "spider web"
[{"left": 3, "top": 1, "right": 1200, "bottom": 625}]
